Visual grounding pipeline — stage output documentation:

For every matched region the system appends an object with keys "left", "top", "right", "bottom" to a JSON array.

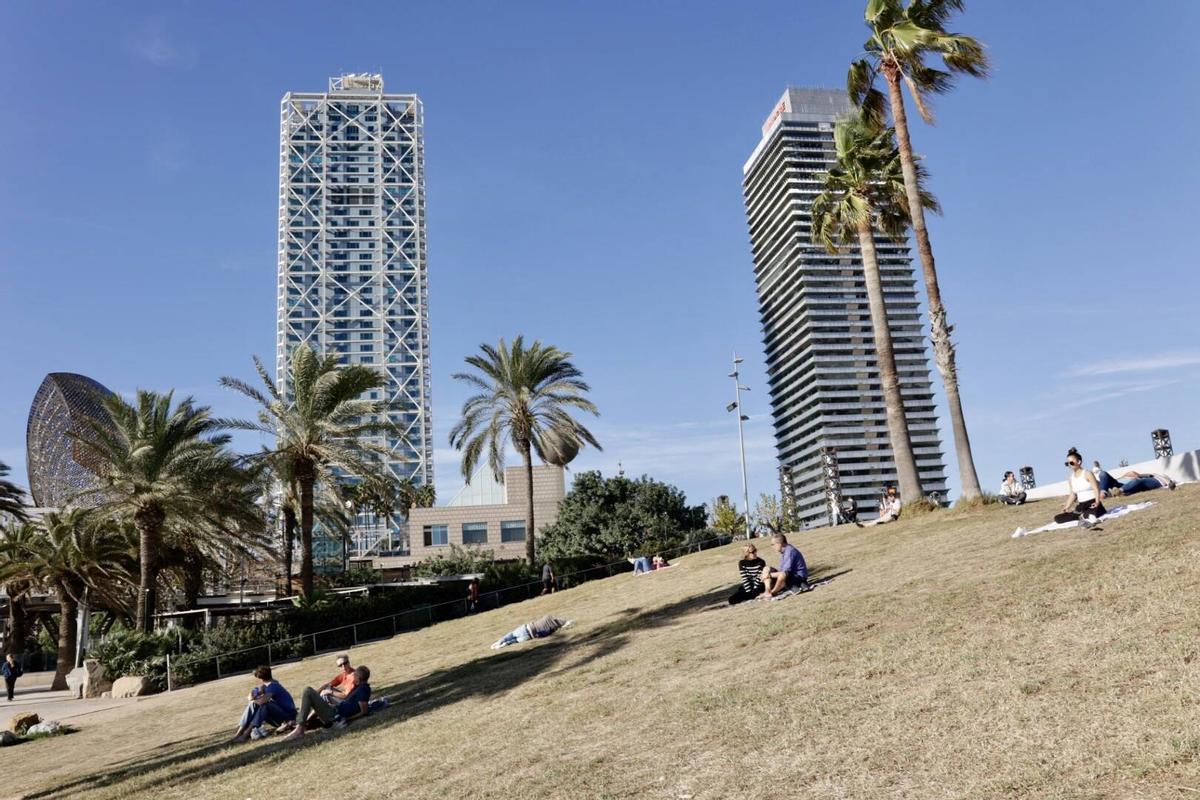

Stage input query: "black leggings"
[
  {"left": 4, "top": 677, "right": 14, "bottom": 701},
  {"left": 728, "top": 585, "right": 764, "bottom": 605},
  {"left": 1055, "top": 501, "right": 1107, "bottom": 525}
]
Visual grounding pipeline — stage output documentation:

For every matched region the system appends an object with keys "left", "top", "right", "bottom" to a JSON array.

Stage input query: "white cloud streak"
[
  {"left": 1067, "top": 352, "right": 1200, "bottom": 378},
  {"left": 125, "top": 19, "right": 196, "bottom": 69}
]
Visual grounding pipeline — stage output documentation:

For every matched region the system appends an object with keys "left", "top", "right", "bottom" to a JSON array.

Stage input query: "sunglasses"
[{"left": 1064, "top": 460, "right": 1079, "bottom": 467}]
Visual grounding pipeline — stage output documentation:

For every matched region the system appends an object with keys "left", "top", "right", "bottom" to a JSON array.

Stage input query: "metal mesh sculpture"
[
  {"left": 25, "top": 373, "right": 115, "bottom": 509},
  {"left": 1152, "top": 429, "right": 1173, "bottom": 459}
]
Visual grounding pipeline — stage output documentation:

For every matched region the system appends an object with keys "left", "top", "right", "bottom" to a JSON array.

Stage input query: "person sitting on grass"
[
  {"left": 728, "top": 544, "right": 767, "bottom": 605},
  {"left": 318, "top": 654, "right": 357, "bottom": 703},
  {"left": 1115, "top": 470, "right": 1176, "bottom": 496},
  {"left": 998, "top": 471, "right": 1027, "bottom": 505},
  {"left": 231, "top": 665, "right": 297, "bottom": 743},
  {"left": 760, "top": 533, "right": 811, "bottom": 599},
  {"left": 652, "top": 554, "right": 671, "bottom": 570},
  {"left": 284, "top": 665, "right": 372, "bottom": 741},
  {"left": 1055, "top": 447, "right": 1106, "bottom": 527},
  {"left": 490, "top": 614, "right": 573, "bottom": 649},
  {"left": 857, "top": 487, "right": 901, "bottom": 527}
]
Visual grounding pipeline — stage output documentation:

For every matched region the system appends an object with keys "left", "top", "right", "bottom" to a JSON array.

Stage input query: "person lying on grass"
[
  {"left": 231, "top": 665, "right": 297, "bottom": 743},
  {"left": 1112, "top": 470, "right": 1177, "bottom": 496},
  {"left": 652, "top": 554, "right": 671, "bottom": 570},
  {"left": 629, "top": 555, "right": 652, "bottom": 575},
  {"left": 283, "top": 665, "right": 372, "bottom": 741},
  {"left": 760, "top": 533, "right": 811, "bottom": 599},
  {"left": 728, "top": 543, "right": 767, "bottom": 605},
  {"left": 490, "top": 614, "right": 573, "bottom": 649},
  {"left": 318, "top": 654, "right": 357, "bottom": 704}
]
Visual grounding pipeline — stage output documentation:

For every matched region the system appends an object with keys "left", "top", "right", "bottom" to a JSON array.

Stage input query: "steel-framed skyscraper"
[
  {"left": 742, "top": 87, "right": 948, "bottom": 527},
  {"left": 277, "top": 74, "right": 432, "bottom": 552}
]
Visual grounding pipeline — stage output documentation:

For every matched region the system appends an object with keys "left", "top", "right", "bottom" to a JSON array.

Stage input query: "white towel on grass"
[{"left": 1011, "top": 501, "right": 1154, "bottom": 538}]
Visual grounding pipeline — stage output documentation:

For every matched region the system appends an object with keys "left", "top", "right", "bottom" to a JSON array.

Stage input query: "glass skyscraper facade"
[
  {"left": 742, "top": 88, "right": 948, "bottom": 527},
  {"left": 277, "top": 74, "right": 432, "bottom": 553}
]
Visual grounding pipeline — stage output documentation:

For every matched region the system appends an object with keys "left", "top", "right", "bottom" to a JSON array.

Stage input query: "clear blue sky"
[{"left": 2, "top": 1, "right": 1198, "bottom": 511}]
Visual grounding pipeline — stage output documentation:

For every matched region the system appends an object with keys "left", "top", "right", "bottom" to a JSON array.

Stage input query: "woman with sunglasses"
[{"left": 1056, "top": 447, "right": 1106, "bottom": 526}]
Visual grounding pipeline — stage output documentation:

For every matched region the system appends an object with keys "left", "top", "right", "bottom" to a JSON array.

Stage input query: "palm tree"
[
  {"left": 71, "top": 391, "right": 230, "bottom": 633},
  {"left": 220, "top": 346, "right": 399, "bottom": 597},
  {"left": 811, "top": 113, "right": 940, "bottom": 503},
  {"left": 0, "top": 522, "right": 39, "bottom": 656},
  {"left": 10, "top": 509, "right": 134, "bottom": 689},
  {"left": 0, "top": 461, "right": 27, "bottom": 521},
  {"left": 849, "top": 0, "right": 989, "bottom": 499},
  {"left": 450, "top": 336, "right": 601, "bottom": 564}
]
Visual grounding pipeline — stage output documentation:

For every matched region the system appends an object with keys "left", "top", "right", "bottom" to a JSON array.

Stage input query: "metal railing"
[{"left": 162, "top": 532, "right": 735, "bottom": 691}]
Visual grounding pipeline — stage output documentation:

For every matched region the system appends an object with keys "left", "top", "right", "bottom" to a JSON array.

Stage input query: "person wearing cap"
[
  {"left": 318, "top": 654, "right": 357, "bottom": 703},
  {"left": 998, "top": 471, "right": 1027, "bottom": 505}
]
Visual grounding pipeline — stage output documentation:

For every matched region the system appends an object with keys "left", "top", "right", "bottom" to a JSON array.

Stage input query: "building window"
[
  {"left": 423, "top": 524, "right": 448, "bottom": 547},
  {"left": 500, "top": 520, "right": 525, "bottom": 543},
  {"left": 462, "top": 522, "right": 488, "bottom": 545}
]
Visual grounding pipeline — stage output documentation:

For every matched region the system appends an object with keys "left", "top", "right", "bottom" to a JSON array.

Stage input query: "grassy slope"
[{"left": 10, "top": 488, "right": 1200, "bottom": 800}]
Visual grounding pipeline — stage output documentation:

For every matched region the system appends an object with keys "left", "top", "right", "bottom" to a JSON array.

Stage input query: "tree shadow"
[{"left": 28, "top": 584, "right": 735, "bottom": 797}]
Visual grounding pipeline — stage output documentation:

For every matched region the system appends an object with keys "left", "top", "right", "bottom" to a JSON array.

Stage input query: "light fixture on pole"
[
  {"left": 1019, "top": 466, "right": 1035, "bottom": 490},
  {"left": 1152, "top": 428, "right": 1173, "bottom": 459},
  {"left": 727, "top": 353, "right": 752, "bottom": 540}
]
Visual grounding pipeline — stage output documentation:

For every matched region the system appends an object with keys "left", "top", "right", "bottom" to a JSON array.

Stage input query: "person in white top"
[
  {"left": 998, "top": 471, "right": 1027, "bottom": 505},
  {"left": 857, "top": 486, "right": 901, "bottom": 527},
  {"left": 1056, "top": 447, "right": 1106, "bottom": 527}
]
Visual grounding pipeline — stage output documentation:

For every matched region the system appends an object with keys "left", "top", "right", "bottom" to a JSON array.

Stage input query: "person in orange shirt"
[{"left": 319, "top": 654, "right": 357, "bottom": 703}]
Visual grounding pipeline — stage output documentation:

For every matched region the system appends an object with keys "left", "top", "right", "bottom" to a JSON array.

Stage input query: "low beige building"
[{"left": 375, "top": 464, "right": 566, "bottom": 568}]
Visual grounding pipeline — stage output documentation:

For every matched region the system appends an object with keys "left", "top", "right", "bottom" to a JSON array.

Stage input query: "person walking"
[
  {"left": 3, "top": 653, "right": 23, "bottom": 702},
  {"left": 540, "top": 562, "right": 556, "bottom": 595}
]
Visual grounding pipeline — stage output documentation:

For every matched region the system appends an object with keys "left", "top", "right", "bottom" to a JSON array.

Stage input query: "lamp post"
[
  {"left": 1019, "top": 466, "right": 1035, "bottom": 490},
  {"left": 727, "top": 353, "right": 752, "bottom": 540}
]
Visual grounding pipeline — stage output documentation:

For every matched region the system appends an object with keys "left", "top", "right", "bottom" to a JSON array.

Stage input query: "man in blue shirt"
[
  {"left": 231, "top": 665, "right": 297, "bottom": 742},
  {"left": 285, "top": 665, "right": 372, "bottom": 741},
  {"left": 761, "top": 533, "right": 811, "bottom": 599}
]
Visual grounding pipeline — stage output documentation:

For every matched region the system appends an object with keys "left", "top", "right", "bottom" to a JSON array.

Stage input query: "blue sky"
[{"left": 2, "top": 1, "right": 1198, "bottom": 511}]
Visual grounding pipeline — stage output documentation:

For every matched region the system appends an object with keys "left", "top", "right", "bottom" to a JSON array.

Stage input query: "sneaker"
[
  {"left": 1168, "top": 479, "right": 1177, "bottom": 491},
  {"left": 250, "top": 726, "right": 267, "bottom": 741},
  {"left": 1013, "top": 527, "right": 1027, "bottom": 537},
  {"left": 332, "top": 718, "right": 348, "bottom": 729},
  {"left": 798, "top": 582, "right": 813, "bottom": 593},
  {"left": 1080, "top": 517, "right": 1095, "bottom": 530}
]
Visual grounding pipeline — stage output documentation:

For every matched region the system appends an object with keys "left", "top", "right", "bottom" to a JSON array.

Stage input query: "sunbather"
[
  {"left": 1115, "top": 470, "right": 1176, "bottom": 496},
  {"left": 1055, "top": 447, "right": 1106, "bottom": 526},
  {"left": 857, "top": 487, "right": 901, "bottom": 527},
  {"left": 760, "top": 533, "right": 811, "bottom": 599},
  {"left": 628, "top": 556, "right": 652, "bottom": 575},
  {"left": 728, "top": 544, "right": 767, "bottom": 604},
  {"left": 490, "top": 614, "right": 573, "bottom": 649},
  {"left": 231, "top": 665, "right": 297, "bottom": 742},
  {"left": 652, "top": 554, "right": 671, "bottom": 570},
  {"left": 284, "top": 665, "right": 372, "bottom": 741}
]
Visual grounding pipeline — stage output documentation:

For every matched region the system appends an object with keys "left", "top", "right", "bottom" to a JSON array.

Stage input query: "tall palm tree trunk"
[
  {"left": 520, "top": 441, "right": 536, "bottom": 564},
  {"left": 884, "top": 69, "right": 982, "bottom": 499},
  {"left": 298, "top": 471, "right": 315, "bottom": 597},
  {"left": 857, "top": 217, "right": 925, "bottom": 502},
  {"left": 5, "top": 591, "right": 27, "bottom": 657},
  {"left": 283, "top": 506, "right": 296, "bottom": 596},
  {"left": 51, "top": 594, "right": 78, "bottom": 691},
  {"left": 134, "top": 507, "right": 164, "bottom": 634}
]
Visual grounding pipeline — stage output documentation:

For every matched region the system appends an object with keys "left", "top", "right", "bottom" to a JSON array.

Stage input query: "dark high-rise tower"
[{"left": 742, "top": 88, "right": 948, "bottom": 526}]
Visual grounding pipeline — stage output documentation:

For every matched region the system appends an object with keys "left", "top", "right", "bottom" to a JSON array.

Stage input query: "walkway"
[{"left": 4, "top": 670, "right": 137, "bottom": 726}]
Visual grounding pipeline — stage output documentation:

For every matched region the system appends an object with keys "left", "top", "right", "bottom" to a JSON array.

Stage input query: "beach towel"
[{"left": 1011, "top": 501, "right": 1154, "bottom": 538}]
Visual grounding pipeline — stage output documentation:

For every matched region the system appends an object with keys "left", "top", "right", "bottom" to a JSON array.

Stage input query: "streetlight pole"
[{"left": 728, "top": 353, "right": 752, "bottom": 540}]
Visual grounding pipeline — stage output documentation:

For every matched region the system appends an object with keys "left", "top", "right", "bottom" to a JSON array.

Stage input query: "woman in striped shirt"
[{"left": 728, "top": 544, "right": 767, "bottom": 605}]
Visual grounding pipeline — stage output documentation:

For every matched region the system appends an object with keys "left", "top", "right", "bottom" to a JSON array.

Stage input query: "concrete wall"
[
  {"left": 1025, "top": 449, "right": 1199, "bottom": 502},
  {"left": 391, "top": 464, "right": 566, "bottom": 563}
]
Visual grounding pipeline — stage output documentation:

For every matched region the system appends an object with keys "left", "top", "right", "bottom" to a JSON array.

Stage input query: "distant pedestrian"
[
  {"left": 541, "top": 562, "right": 556, "bottom": 595},
  {"left": 998, "top": 471, "right": 1027, "bottom": 505},
  {"left": 467, "top": 578, "right": 480, "bottom": 613},
  {"left": 3, "top": 653, "right": 22, "bottom": 702}
]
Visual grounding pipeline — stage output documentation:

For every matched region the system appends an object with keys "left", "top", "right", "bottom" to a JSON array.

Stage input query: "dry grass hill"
[{"left": 8, "top": 486, "right": 1200, "bottom": 799}]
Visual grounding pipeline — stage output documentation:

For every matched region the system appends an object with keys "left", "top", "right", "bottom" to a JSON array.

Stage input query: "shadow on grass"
[{"left": 27, "top": 583, "right": 743, "bottom": 799}]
